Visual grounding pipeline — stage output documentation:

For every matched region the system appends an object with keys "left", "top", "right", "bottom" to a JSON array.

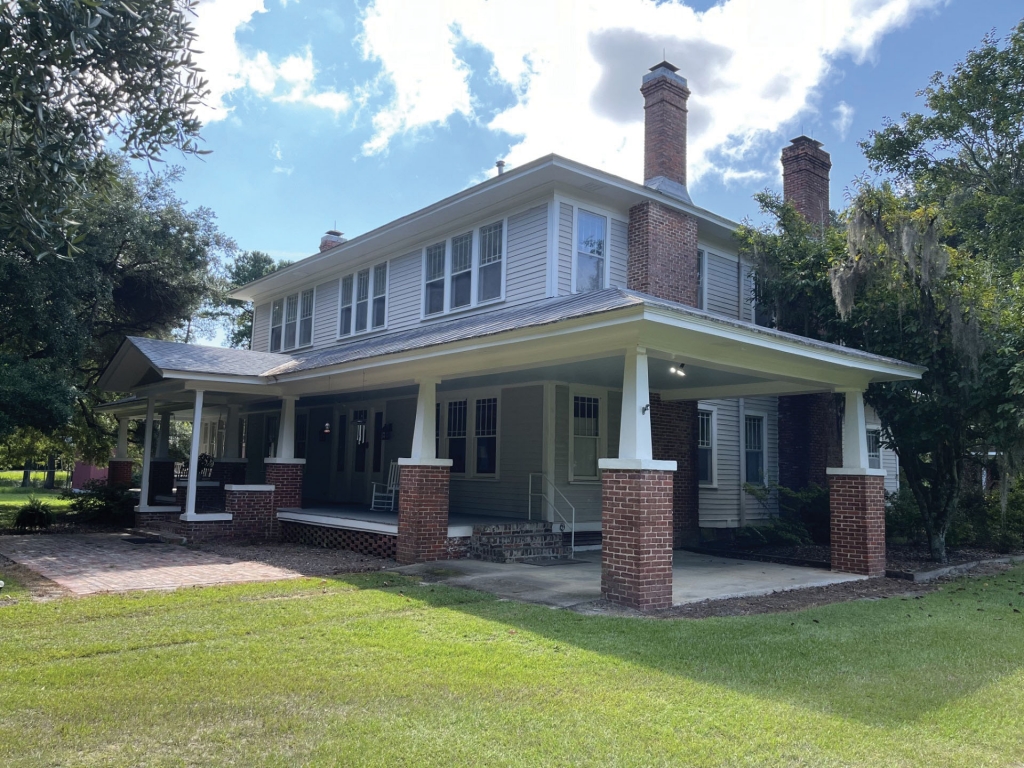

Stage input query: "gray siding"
[
  {"left": 386, "top": 250, "right": 422, "bottom": 332},
  {"left": 252, "top": 302, "right": 270, "bottom": 352},
  {"left": 740, "top": 262, "right": 754, "bottom": 323},
  {"left": 610, "top": 218, "right": 628, "bottom": 288},
  {"left": 706, "top": 252, "right": 740, "bottom": 318},
  {"left": 882, "top": 446, "right": 900, "bottom": 494},
  {"left": 313, "top": 279, "right": 339, "bottom": 348},
  {"left": 505, "top": 204, "right": 549, "bottom": 305},
  {"left": 558, "top": 202, "right": 573, "bottom": 295},
  {"left": 449, "top": 385, "right": 543, "bottom": 518}
]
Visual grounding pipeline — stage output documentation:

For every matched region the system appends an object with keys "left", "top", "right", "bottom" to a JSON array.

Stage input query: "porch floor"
[
  {"left": 393, "top": 550, "right": 866, "bottom": 608},
  {"left": 277, "top": 504, "right": 533, "bottom": 538}
]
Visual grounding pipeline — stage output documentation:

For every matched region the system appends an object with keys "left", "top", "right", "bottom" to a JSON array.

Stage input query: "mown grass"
[
  {"left": 0, "top": 487, "right": 74, "bottom": 528},
  {"left": 2, "top": 567, "right": 1024, "bottom": 766}
]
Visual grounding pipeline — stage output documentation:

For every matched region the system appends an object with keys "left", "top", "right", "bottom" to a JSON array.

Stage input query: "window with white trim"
[
  {"left": 575, "top": 210, "right": 606, "bottom": 293},
  {"left": 572, "top": 395, "right": 600, "bottom": 481},
  {"left": 338, "top": 262, "right": 388, "bottom": 338},
  {"left": 435, "top": 392, "right": 502, "bottom": 478},
  {"left": 270, "top": 289, "right": 314, "bottom": 352},
  {"left": 421, "top": 220, "right": 505, "bottom": 317},
  {"left": 744, "top": 414, "right": 766, "bottom": 485},
  {"left": 867, "top": 429, "right": 882, "bottom": 469},
  {"left": 474, "top": 397, "right": 498, "bottom": 475},
  {"left": 698, "top": 409, "right": 715, "bottom": 485},
  {"left": 446, "top": 400, "right": 467, "bottom": 474}
]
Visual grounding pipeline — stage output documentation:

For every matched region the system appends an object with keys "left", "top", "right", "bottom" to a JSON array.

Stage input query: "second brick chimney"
[
  {"left": 781, "top": 136, "right": 832, "bottom": 228},
  {"left": 640, "top": 61, "right": 692, "bottom": 204}
]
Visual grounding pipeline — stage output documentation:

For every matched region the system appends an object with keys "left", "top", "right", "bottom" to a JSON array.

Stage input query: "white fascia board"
[{"left": 641, "top": 306, "right": 925, "bottom": 382}]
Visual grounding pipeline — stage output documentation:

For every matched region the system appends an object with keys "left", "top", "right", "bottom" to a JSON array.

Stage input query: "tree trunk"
[
  {"left": 43, "top": 454, "right": 56, "bottom": 490},
  {"left": 20, "top": 459, "right": 32, "bottom": 488},
  {"left": 928, "top": 528, "right": 947, "bottom": 564}
]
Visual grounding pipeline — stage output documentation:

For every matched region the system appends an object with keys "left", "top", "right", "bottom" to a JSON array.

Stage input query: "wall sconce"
[{"left": 319, "top": 422, "right": 331, "bottom": 442}]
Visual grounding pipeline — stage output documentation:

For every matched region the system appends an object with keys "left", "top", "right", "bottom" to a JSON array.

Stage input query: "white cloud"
[
  {"left": 357, "top": 0, "right": 940, "bottom": 184},
  {"left": 833, "top": 100, "right": 855, "bottom": 140},
  {"left": 273, "top": 165, "right": 294, "bottom": 175},
  {"left": 191, "top": 0, "right": 350, "bottom": 122}
]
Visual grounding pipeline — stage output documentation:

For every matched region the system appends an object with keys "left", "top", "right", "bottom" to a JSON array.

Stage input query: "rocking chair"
[{"left": 371, "top": 461, "right": 400, "bottom": 512}]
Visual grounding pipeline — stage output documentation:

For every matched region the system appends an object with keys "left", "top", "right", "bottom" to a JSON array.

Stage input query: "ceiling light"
[{"left": 670, "top": 364, "right": 686, "bottom": 377}]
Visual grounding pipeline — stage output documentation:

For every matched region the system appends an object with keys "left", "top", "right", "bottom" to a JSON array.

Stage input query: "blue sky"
[{"left": 169, "top": 0, "right": 1023, "bottom": 265}]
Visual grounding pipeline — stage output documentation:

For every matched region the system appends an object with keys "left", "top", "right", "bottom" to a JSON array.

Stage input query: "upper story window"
[
  {"left": 575, "top": 210, "right": 606, "bottom": 293},
  {"left": 269, "top": 288, "right": 314, "bottom": 352},
  {"left": 867, "top": 429, "right": 882, "bottom": 469},
  {"left": 338, "top": 262, "right": 388, "bottom": 339},
  {"left": 422, "top": 220, "right": 505, "bottom": 318}
]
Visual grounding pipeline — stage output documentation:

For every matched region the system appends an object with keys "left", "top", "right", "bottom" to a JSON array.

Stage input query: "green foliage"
[
  {"left": 13, "top": 496, "right": 52, "bottom": 529},
  {"left": 885, "top": 487, "right": 924, "bottom": 543},
  {"left": 0, "top": 0, "right": 208, "bottom": 256},
  {"left": 223, "top": 251, "right": 290, "bottom": 349},
  {"left": 733, "top": 516, "right": 814, "bottom": 548},
  {"left": 740, "top": 482, "right": 823, "bottom": 547},
  {"left": 63, "top": 480, "right": 135, "bottom": 526}
]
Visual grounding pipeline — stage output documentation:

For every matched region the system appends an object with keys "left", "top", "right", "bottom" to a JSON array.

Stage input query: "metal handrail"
[{"left": 528, "top": 473, "right": 576, "bottom": 558}]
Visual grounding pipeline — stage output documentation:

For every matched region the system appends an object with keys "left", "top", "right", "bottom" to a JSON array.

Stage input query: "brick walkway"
[{"left": 0, "top": 534, "right": 301, "bottom": 595}]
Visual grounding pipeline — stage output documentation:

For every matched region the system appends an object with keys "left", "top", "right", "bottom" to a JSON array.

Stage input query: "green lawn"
[
  {"left": 0, "top": 487, "right": 74, "bottom": 528},
  {"left": 2, "top": 569, "right": 1023, "bottom": 767}
]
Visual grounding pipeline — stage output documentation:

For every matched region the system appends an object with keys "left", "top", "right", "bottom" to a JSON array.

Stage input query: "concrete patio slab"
[
  {"left": 394, "top": 550, "right": 866, "bottom": 608},
  {"left": 0, "top": 533, "right": 301, "bottom": 596}
]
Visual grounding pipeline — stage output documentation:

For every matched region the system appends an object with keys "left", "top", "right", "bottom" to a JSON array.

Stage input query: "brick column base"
[
  {"left": 224, "top": 485, "right": 278, "bottom": 541},
  {"left": 829, "top": 471, "right": 886, "bottom": 577},
  {"left": 264, "top": 460, "right": 305, "bottom": 509},
  {"left": 397, "top": 462, "right": 451, "bottom": 565},
  {"left": 108, "top": 459, "right": 134, "bottom": 488},
  {"left": 600, "top": 467, "right": 675, "bottom": 611}
]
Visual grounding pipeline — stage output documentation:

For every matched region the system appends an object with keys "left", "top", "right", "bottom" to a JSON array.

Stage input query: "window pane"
[
  {"left": 577, "top": 210, "right": 606, "bottom": 293},
  {"left": 425, "top": 281, "right": 445, "bottom": 315},
  {"left": 355, "top": 270, "right": 369, "bottom": 332},
  {"left": 373, "top": 264, "right": 387, "bottom": 297},
  {"left": 452, "top": 271, "right": 472, "bottom": 308},
  {"left": 867, "top": 430, "right": 882, "bottom": 469},
  {"left": 474, "top": 398, "right": 498, "bottom": 474},
  {"left": 425, "top": 243, "right": 446, "bottom": 315},
  {"left": 573, "top": 396, "right": 600, "bottom": 437},
  {"left": 355, "top": 302, "right": 368, "bottom": 332},
  {"left": 746, "top": 450, "right": 764, "bottom": 484},
  {"left": 284, "top": 294, "right": 298, "bottom": 349},
  {"left": 372, "top": 296, "right": 386, "bottom": 328},
  {"left": 698, "top": 411, "right": 712, "bottom": 448},
  {"left": 447, "top": 401, "right": 467, "bottom": 474},
  {"left": 479, "top": 222, "right": 502, "bottom": 265},
  {"left": 745, "top": 415, "right": 763, "bottom": 451},
  {"left": 271, "top": 298, "right": 284, "bottom": 326},
  {"left": 426, "top": 243, "right": 446, "bottom": 281},
  {"left": 448, "top": 437, "right": 466, "bottom": 474},
  {"left": 340, "top": 306, "right": 352, "bottom": 336},
  {"left": 339, "top": 276, "right": 353, "bottom": 335},
  {"left": 745, "top": 415, "right": 764, "bottom": 483},
  {"left": 576, "top": 253, "right": 604, "bottom": 293},
  {"left": 270, "top": 326, "right": 282, "bottom": 352},
  {"left": 698, "top": 447, "right": 712, "bottom": 484},
  {"left": 479, "top": 262, "right": 501, "bottom": 302},
  {"left": 270, "top": 298, "right": 284, "bottom": 352},
  {"left": 573, "top": 437, "right": 597, "bottom": 479},
  {"left": 452, "top": 233, "right": 473, "bottom": 273},
  {"left": 476, "top": 437, "right": 497, "bottom": 475},
  {"left": 299, "top": 289, "right": 314, "bottom": 346}
]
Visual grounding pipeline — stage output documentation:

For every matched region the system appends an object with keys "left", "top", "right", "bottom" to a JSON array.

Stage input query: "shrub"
[
  {"left": 777, "top": 483, "right": 830, "bottom": 544},
  {"left": 14, "top": 496, "right": 53, "bottom": 529},
  {"left": 62, "top": 481, "right": 136, "bottom": 526},
  {"left": 885, "top": 487, "right": 924, "bottom": 543},
  {"left": 733, "top": 516, "right": 814, "bottom": 548}
]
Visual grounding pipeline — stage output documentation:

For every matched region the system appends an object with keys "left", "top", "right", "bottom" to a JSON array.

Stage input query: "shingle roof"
[{"left": 126, "top": 336, "right": 293, "bottom": 377}]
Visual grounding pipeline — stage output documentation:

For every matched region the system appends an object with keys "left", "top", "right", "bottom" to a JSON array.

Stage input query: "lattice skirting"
[{"left": 280, "top": 521, "right": 397, "bottom": 559}]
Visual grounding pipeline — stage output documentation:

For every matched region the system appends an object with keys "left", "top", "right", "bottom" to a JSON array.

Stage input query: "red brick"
[
  {"left": 397, "top": 464, "right": 451, "bottom": 565},
  {"left": 829, "top": 474, "right": 886, "bottom": 577},
  {"left": 107, "top": 459, "right": 134, "bottom": 488}
]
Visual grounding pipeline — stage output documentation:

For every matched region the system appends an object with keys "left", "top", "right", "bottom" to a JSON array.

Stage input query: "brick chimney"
[
  {"left": 781, "top": 136, "right": 831, "bottom": 227},
  {"left": 319, "top": 230, "right": 346, "bottom": 252},
  {"left": 640, "top": 61, "right": 692, "bottom": 204}
]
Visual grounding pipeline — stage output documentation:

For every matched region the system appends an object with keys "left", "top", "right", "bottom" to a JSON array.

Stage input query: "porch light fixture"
[
  {"left": 669, "top": 365, "right": 686, "bottom": 377},
  {"left": 322, "top": 422, "right": 331, "bottom": 435}
]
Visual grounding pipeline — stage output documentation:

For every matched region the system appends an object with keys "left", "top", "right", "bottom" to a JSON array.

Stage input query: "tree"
[
  {"left": 0, "top": 158, "right": 228, "bottom": 452},
  {"left": 0, "top": 0, "right": 207, "bottom": 256},
  {"left": 223, "top": 251, "right": 289, "bottom": 349}
]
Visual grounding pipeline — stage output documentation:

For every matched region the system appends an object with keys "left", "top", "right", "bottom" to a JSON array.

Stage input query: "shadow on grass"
[{"left": 329, "top": 568, "right": 1024, "bottom": 728}]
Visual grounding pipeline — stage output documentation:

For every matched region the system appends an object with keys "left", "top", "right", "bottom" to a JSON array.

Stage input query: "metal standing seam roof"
[{"left": 119, "top": 288, "right": 924, "bottom": 383}]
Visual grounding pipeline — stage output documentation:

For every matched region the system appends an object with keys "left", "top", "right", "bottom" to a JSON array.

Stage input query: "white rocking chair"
[{"left": 371, "top": 461, "right": 400, "bottom": 512}]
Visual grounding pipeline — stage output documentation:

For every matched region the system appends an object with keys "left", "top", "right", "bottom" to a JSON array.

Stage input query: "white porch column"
[
  {"left": 185, "top": 390, "right": 205, "bottom": 517},
  {"left": 600, "top": 347, "right": 675, "bottom": 472},
  {"left": 156, "top": 412, "right": 171, "bottom": 459},
  {"left": 115, "top": 417, "right": 130, "bottom": 459},
  {"left": 276, "top": 396, "right": 297, "bottom": 460},
  {"left": 224, "top": 405, "right": 241, "bottom": 459},
  {"left": 841, "top": 389, "right": 870, "bottom": 470},
  {"left": 138, "top": 398, "right": 155, "bottom": 510},
  {"left": 409, "top": 378, "right": 439, "bottom": 463}
]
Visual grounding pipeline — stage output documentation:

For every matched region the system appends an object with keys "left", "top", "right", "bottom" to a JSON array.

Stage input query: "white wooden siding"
[
  {"left": 505, "top": 204, "right": 549, "bottom": 305},
  {"left": 698, "top": 398, "right": 741, "bottom": 527},
  {"left": 385, "top": 250, "right": 422, "bottom": 332},
  {"left": 551, "top": 384, "right": 604, "bottom": 523},
  {"left": 609, "top": 219, "right": 628, "bottom": 288},
  {"left": 313, "top": 279, "right": 339, "bottom": 348},
  {"left": 882, "top": 446, "right": 900, "bottom": 494},
  {"left": 557, "top": 202, "right": 573, "bottom": 295},
  {"left": 706, "top": 252, "right": 740, "bottom": 318},
  {"left": 252, "top": 302, "right": 270, "bottom": 352},
  {"left": 448, "top": 385, "right": 543, "bottom": 518}
]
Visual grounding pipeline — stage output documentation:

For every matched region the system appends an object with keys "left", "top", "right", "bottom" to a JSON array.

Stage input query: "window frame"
[
  {"left": 419, "top": 218, "right": 508, "bottom": 320},
  {"left": 269, "top": 290, "right": 316, "bottom": 352},
  {"left": 867, "top": 428, "right": 882, "bottom": 470},
  {"left": 571, "top": 207, "right": 611, "bottom": 295},
  {"left": 335, "top": 260, "right": 390, "bottom": 340},
  {"left": 435, "top": 388, "right": 502, "bottom": 480},
  {"left": 697, "top": 405, "right": 718, "bottom": 488},
  {"left": 568, "top": 386, "right": 608, "bottom": 483},
  {"left": 742, "top": 410, "right": 768, "bottom": 487}
]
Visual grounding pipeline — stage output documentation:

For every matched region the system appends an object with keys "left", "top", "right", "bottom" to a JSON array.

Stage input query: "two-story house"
[{"left": 98, "top": 62, "right": 920, "bottom": 611}]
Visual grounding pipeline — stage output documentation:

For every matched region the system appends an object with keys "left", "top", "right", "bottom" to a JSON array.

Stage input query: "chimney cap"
[
  {"left": 787, "top": 136, "right": 824, "bottom": 149},
  {"left": 649, "top": 60, "right": 679, "bottom": 73},
  {"left": 325, "top": 229, "right": 343, "bottom": 237}
]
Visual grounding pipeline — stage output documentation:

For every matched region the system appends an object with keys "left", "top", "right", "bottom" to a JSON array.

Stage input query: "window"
[
  {"left": 572, "top": 395, "right": 600, "bottom": 480},
  {"left": 478, "top": 222, "right": 503, "bottom": 302},
  {"left": 451, "top": 232, "right": 473, "bottom": 309},
  {"left": 339, "top": 275, "right": 353, "bottom": 336},
  {"left": 447, "top": 400, "right": 467, "bottom": 474},
  {"left": 421, "top": 220, "right": 504, "bottom": 317},
  {"left": 425, "top": 242, "right": 446, "bottom": 315},
  {"left": 339, "top": 264, "right": 387, "bottom": 338},
  {"left": 270, "top": 290, "right": 314, "bottom": 352},
  {"left": 744, "top": 414, "right": 765, "bottom": 485},
  {"left": 475, "top": 398, "right": 498, "bottom": 475},
  {"left": 867, "top": 429, "right": 882, "bottom": 469},
  {"left": 576, "top": 210, "right": 606, "bottom": 293},
  {"left": 299, "top": 289, "right": 314, "bottom": 347},
  {"left": 294, "top": 413, "right": 308, "bottom": 460},
  {"left": 698, "top": 409, "right": 714, "bottom": 485}
]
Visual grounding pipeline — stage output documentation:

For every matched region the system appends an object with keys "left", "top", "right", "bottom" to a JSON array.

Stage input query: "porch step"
[{"left": 469, "top": 521, "right": 568, "bottom": 563}]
